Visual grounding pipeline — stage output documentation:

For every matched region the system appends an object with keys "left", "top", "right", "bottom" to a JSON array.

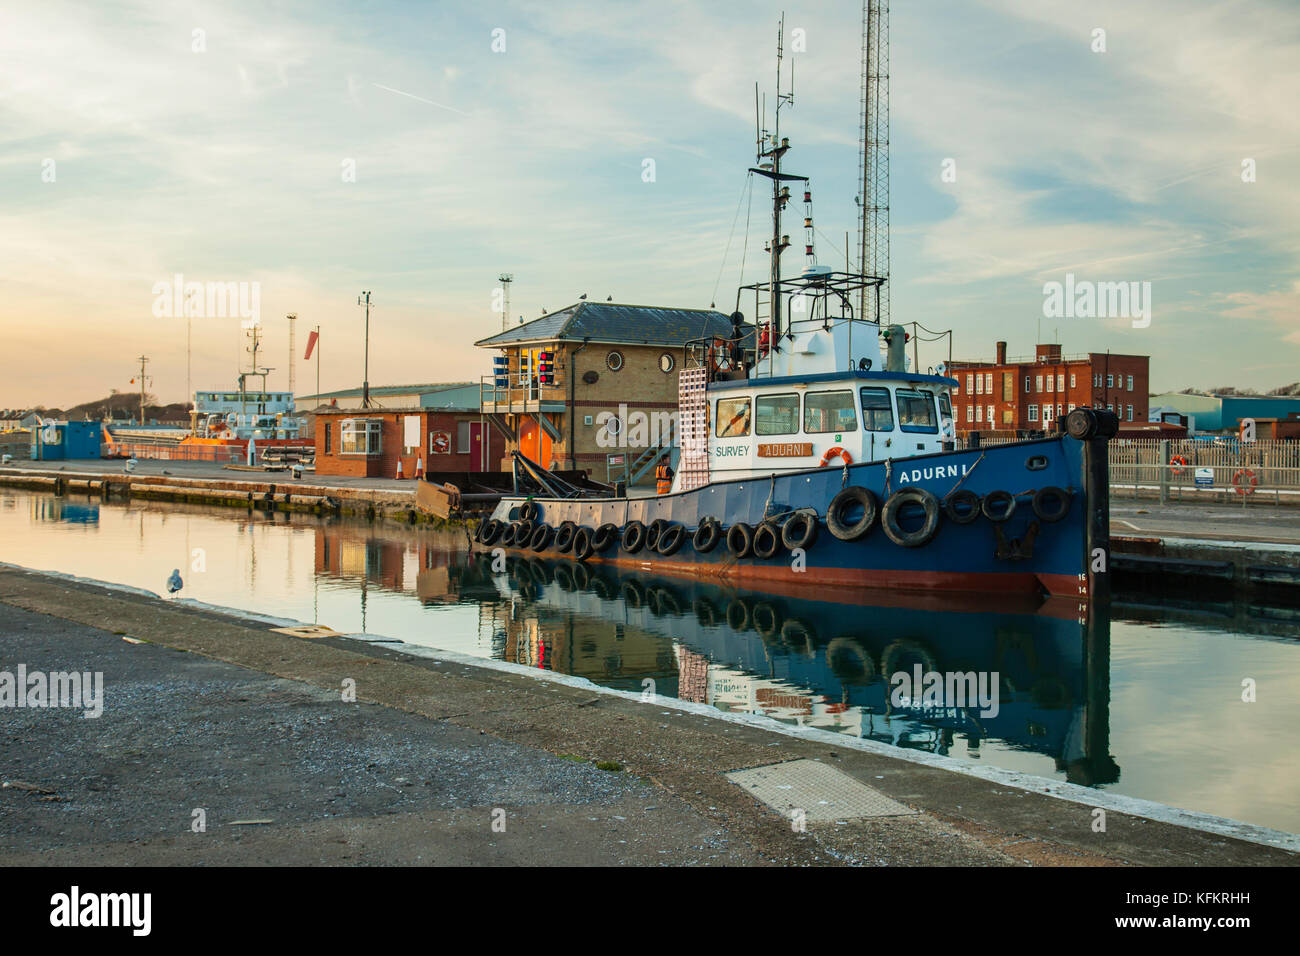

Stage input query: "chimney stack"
[{"left": 995, "top": 341, "right": 1007, "bottom": 365}]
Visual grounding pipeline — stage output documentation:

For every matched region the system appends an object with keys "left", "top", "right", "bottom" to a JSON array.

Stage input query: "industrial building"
[
  {"left": 1147, "top": 392, "right": 1300, "bottom": 435},
  {"left": 475, "top": 302, "right": 749, "bottom": 485},
  {"left": 947, "top": 341, "right": 1150, "bottom": 435},
  {"left": 306, "top": 383, "right": 506, "bottom": 478}
]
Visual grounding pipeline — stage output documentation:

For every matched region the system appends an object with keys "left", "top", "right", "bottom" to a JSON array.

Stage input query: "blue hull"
[{"left": 481, "top": 435, "right": 1096, "bottom": 599}]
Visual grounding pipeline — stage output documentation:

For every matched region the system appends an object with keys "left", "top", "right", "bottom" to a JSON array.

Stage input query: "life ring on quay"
[
  {"left": 1169, "top": 455, "right": 1189, "bottom": 476},
  {"left": 819, "top": 446, "right": 853, "bottom": 467},
  {"left": 1233, "top": 469, "right": 1258, "bottom": 495}
]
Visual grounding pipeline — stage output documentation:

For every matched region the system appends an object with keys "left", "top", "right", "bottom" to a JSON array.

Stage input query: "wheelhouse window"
[
  {"left": 804, "top": 390, "right": 857, "bottom": 433},
  {"left": 340, "top": 418, "right": 382, "bottom": 455},
  {"left": 715, "top": 397, "right": 751, "bottom": 438},
  {"left": 896, "top": 388, "right": 939, "bottom": 434},
  {"left": 860, "top": 387, "right": 895, "bottom": 432},
  {"left": 755, "top": 393, "right": 800, "bottom": 435}
]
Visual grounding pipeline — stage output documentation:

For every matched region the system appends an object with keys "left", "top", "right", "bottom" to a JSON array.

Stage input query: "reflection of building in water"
[
  {"left": 676, "top": 647, "right": 708, "bottom": 704},
  {"left": 312, "top": 526, "right": 475, "bottom": 605}
]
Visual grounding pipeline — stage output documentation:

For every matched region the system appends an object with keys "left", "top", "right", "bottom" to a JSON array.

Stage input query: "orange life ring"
[
  {"left": 1233, "top": 469, "right": 1257, "bottom": 495},
  {"left": 819, "top": 446, "right": 853, "bottom": 467},
  {"left": 1169, "top": 455, "right": 1188, "bottom": 475}
]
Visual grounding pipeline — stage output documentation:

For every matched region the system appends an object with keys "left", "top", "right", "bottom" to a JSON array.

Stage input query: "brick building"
[
  {"left": 947, "top": 342, "right": 1149, "bottom": 434},
  {"left": 308, "top": 383, "right": 505, "bottom": 478},
  {"left": 476, "top": 302, "right": 747, "bottom": 484}
]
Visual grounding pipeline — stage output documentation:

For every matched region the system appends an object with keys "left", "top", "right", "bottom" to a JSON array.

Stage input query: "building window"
[
  {"left": 1127, "top": 374, "right": 1134, "bottom": 391},
  {"left": 716, "top": 398, "right": 751, "bottom": 438},
  {"left": 1057, "top": 374, "right": 1064, "bottom": 391},
  {"left": 975, "top": 405, "right": 983, "bottom": 422},
  {"left": 986, "top": 404, "right": 994, "bottom": 424},
  {"left": 1107, "top": 374, "right": 1114, "bottom": 388},
  {"left": 659, "top": 353, "right": 675, "bottom": 374},
  {"left": 1029, "top": 405, "right": 1038, "bottom": 422},
  {"left": 1068, "top": 403, "right": 1076, "bottom": 412},
  {"left": 860, "top": 387, "right": 895, "bottom": 432},
  {"left": 966, "top": 374, "right": 974, "bottom": 392},
  {"left": 340, "top": 418, "right": 382, "bottom": 455},
  {"left": 606, "top": 350, "right": 624, "bottom": 371},
  {"left": 1127, "top": 404, "right": 1134, "bottom": 421},
  {"left": 975, "top": 375, "right": 983, "bottom": 395},
  {"left": 1046, "top": 375, "right": 1054, "bottom": 393},
  {"left": 1024, "top": 376, "right": 1030, "bottom": 393},
  {"left": 1002, "top": 372, "right": 1014, "bottom": 401},
  {"left": 966, "top": 405, "right": 973, "bottom": 423},
  {"left": 1035, "top": 375, "right": 1043, "bottom": 392},
  {"left": 1070, "top": 373, "right": 1076, "bottom": 388},
  {"left": 1043, "top": 404, "right": 1053, "bottom": 422},
  {"left": 984, "top": 373, "right": 993, "bottom": 393},
  {"left": 805, "top": 390, "right": 858, "bottom": 433},
  {"left": 756, "top": 393, "right": 800, "bottom": 435},
  {"left": 457, "top": 420, "right": 471, "bottom": 453},
  {"left": 1001, "top": 408, "right": 1012, "bottom": 425},
  {"left": 324, "top": 422, "right": 331, "bottom": 454},
  {"left": 1107, "top": 403, "right": 1114, "bottom": 411}
]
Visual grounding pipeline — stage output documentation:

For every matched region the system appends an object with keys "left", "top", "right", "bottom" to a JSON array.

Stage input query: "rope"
[
  {"left": 945, "top": 452, "right": 985, "bottom": 498},
  {"left": 709, "top": 173, "right": 754, "bottom": 310}
]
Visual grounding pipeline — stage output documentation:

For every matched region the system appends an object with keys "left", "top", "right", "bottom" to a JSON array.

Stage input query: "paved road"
[
  {"left": 1, "top": 566, "right": 1293, "bottom": 866},
  {"left": 1110, "top": 499, "right": 1300, "bottom": 546}
]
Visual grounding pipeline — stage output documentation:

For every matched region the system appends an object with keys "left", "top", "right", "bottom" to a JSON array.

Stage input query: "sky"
[{"left": 2, "top": 0, "right": 1297, "bottom": 407}]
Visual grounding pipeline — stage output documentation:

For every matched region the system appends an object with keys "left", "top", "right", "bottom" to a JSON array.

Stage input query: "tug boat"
[{"left": 472, "top": 96, "right": 1116, "bottom": 602}]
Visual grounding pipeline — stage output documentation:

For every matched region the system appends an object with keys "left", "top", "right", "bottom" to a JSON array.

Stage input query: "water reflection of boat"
[{"left": 447, "top": 548, "right": 1120, "bottom": 786}]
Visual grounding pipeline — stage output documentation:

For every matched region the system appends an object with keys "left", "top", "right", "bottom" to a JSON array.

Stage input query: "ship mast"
[{"left": 750, "top": 16, "right": 806, "bottom": 355}]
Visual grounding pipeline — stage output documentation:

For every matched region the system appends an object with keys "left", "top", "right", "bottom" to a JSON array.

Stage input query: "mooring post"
[{"left": 1084, "top": 432, "right": 1112, "bottom": 603}]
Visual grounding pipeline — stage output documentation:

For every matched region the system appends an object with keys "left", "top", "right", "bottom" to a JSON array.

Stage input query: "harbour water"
[{"left": 2, "top": 489, "right": 1298, "bottom": 834}]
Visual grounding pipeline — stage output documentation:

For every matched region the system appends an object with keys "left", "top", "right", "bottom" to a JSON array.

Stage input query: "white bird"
[{"left": 166, "top": 569, "right": 183, "bottom": 595}]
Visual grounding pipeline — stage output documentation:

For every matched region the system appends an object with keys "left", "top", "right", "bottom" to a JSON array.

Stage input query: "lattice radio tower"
[{"left": 857, "top": 0, "right": 889, "bottom": 325}]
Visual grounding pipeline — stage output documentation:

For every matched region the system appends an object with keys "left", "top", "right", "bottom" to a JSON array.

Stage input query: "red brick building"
[{"left": 948, "top": 342, "right": 1149, "bottom": 434}]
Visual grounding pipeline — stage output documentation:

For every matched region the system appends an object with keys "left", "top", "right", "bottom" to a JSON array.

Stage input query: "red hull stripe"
[{"left": 482, "top": 545, "right": 1081, "bottom": 599}]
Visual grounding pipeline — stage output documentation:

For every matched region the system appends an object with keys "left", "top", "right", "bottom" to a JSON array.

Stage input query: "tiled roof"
[{"left": 475, "top": 302, "right": 743, "bottom": 347}]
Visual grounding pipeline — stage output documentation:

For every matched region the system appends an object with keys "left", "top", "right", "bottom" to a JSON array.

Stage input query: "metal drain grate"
[{"left": 726, "top": 759, "right": 918, "bottom": 822}]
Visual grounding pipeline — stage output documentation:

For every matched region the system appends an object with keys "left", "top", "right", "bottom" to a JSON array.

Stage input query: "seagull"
[
  {"left": 166, "top": 568, "right": 183, "bottom": 596},
  {"left": 606, "top": 295, "right": 612, "bottom": 301},
  {"left": 162, "top": 469, "right": 172, "bottom": 476},
  {"left": 579, "top": 293, "right": 587, "bottom": 299}
]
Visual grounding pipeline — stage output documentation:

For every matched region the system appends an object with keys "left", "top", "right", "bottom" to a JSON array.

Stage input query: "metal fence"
[
  {"left": 962, "top": 435, "right": 1300, "bottom": 500},
  {"left": 102, "top": 442, "right": 246, "bottom": 464}
]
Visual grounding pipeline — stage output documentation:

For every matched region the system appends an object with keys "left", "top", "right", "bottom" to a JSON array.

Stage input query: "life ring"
[
  {"left": 780, "top": 511, "right": 819, "bottom": 551},
  {"left": 1169, "top": 455, "right": 1189, "bottom": 476},
  {"left": 1032, "top": 486, "right": 1071, "bottom": 522},
  {"left": 726, "top": 522, "right": 754, "bottom": 557},
  {"left": 592, "top": 523, "right": 619, "bottom": 552},
  {"left": 882, "top": 487, "right": 942, "bottom": 548},
  {"left": 981, "top": 490, "right": 1017, "bottom": 523},
  {"left": 621, "top": 520, "right": 647, "bottom": 553},
  {"left": 751, "top": 522, "right": 782, "bottom": 559},
  {"left": 656, "top": 523, "right": 686, "bottom": 555},
  {"left": 693, "top": 518, "right": 722, "bottom": 553},
  {"left": 819, "top": 446, "right": 853, "bottom": 467},
  {"left": 554, "top": 521, "right": 578, "bottom": 553},
  {"left": 572, "top": 526, "right": 595, "bottom": 560},
  {"left": 943, "top": 489, "right": 981, "bottom": 525},
  {"left": 1233, "top": 469, "right": 1258, "bottom": 495},
  {"left": 529, "top": 523, "right": 554, "bottom": 551},
  {"left": 826, "top": 486, "right": 879, "bottom": 541}
]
